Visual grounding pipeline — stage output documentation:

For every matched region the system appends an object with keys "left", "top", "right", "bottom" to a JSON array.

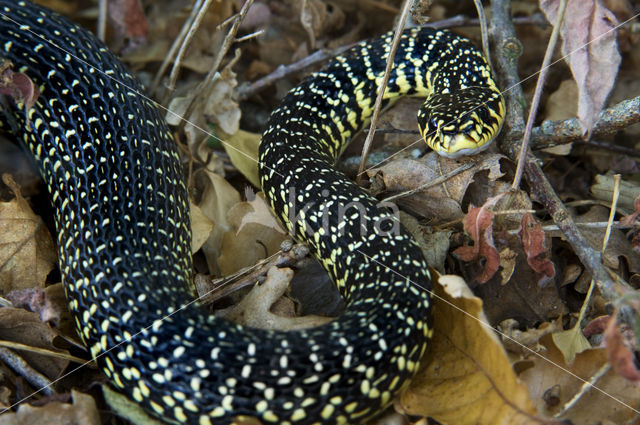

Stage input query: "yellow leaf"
[
  {"left": 400, "top": 274, "right": 537, "bottom": 425},
  {"left": 551, "top": 326, "right": 592, "bottom": 364},
  {"left": 222, "top": 129, "right": 261, "bottom": 188}
]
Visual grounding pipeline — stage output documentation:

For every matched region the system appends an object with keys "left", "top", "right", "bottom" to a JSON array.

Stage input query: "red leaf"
[
  {"left": 583, "top": 315, "right": 610, "bottom": 338},
  {"left": 604, "top": 315, "right": 640, "bottom": 382},
  {"left": 453, "top": 195, "right": 502, "bottom": 284},
  {"left": 0, "top": 62, "right": 40, "bottom": 112},
  {"left": 519, "top": 213, "right": 556, "bottom": 286},
  {"left": 620, "top": 194, "right": 640, "bottom": 252}
]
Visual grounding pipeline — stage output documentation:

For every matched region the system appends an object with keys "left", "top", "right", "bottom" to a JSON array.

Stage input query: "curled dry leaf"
[
  {"left": 166, "top": 64, "right": 240, "bottom": 140},
  {"left": 540, "top": 0, "right": 621, "bottom": 134},
  {"left": 5, "top": 288, "right": 59, "bottom": 325},
  {"left": 189, "top": 201, "right": 214, "bottom": 254},
  {"left": 453, "top": 194, "right": 503, "bottom": 284},
  {"left": 574, "top": 205, "right": 640, "bottom": 274},
  {"left": 604, "top": 314, "right": 640, "bottom": 381},
  {"left": 399, "top": 275, "right": 538, "bottom": 425},
  {"left": 0, "top": 63, "right": 40, "bottom": 115},
  {"left": 591, "top": 174, "right": 640, "bottom": 211},
  {"left": 218, "top": 266, "right": 331, "bottom": 330},
  {"left": 0, "top": 177, "right": 56, "bottom": 292},
  {"left": 519, "top": 214, "right": 555, "bottom": 286},
  {"left": 0, "top": 389, "right": 100, "bottom": 425}
]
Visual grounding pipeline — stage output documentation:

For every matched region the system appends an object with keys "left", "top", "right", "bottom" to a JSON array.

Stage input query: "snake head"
[{"left": 417, "top": 87, "right": 505, "bottom": 158}]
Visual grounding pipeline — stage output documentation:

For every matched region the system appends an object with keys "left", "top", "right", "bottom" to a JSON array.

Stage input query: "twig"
[
  {"left": 163, "top": 0, "right": 215, "bottom": 101},
  {"left": 0, "top": 340, "right": 90, "bottom": 366},
  {"left": 179, "top": 0, "right": 255, "bottom": 131},
  {"left": 196, "top": 244, "right": 310, "bottom": 306},
  {"left": 382, "top": 162, "right": 476, "bottom": 203},
  {"left": 472, "top": 0, "right": 492, "bottom": 69},
  {"left": 236, "top": 14, "right": 547, "bottom": 101},
  {"left": 355, "top": 0, "right": 414, "bottom": 184},
  {"left": 236, "top": 44, "right": 353, "bottom": 100},
  {"left": 511, "top": 0, "right": 567, "bottom": 190},
  {"left": 528, "top": 95, "right": 640, "bottom": 150},
  {"left": 151, "top": 0, "right": 205, "bottom": 94},
  {"left": 0, "top": 347, "right": 54, "bottom": 396},
  {"left": 97, "top": 0, "right": 107, "bottom": 42},
  {"left": 489, "top": 0, "right": 630, "bottom": 304}
]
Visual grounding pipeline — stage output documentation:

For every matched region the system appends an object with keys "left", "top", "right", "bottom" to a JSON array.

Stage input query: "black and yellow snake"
[{"left": 0, "top": 1, "right": 505, "bottom": 424}]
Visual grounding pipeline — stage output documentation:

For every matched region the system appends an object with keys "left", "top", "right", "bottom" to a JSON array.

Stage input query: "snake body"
[{"left": 0, "top": 1, "right": 504, "bottom": 424}]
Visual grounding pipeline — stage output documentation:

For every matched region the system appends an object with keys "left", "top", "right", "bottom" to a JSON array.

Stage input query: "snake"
[{"left": 0, "top": 1, "right": 505, "bottom": 424}]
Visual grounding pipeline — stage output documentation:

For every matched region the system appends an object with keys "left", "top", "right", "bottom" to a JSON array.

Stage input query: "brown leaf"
[
  {"left": 217, "top": 191, "right": 286, "bottom": 276},
  {"left": 0, "top": 308, "right": 68, "bottom": 380},
  {"left": 399, "top": 275, "right": 538, "bottom": 425},
  {"left": 540, "top": 0, "right": 621, "bottom": 134},
  {"left": 0, "top": 389, "right": 100, "bottom": 425},
  {"left": 367, "top": 153, "right": 504, "bottom": 221},
  {"left": 453, "top": 195, "right": 503, "bottom": 283},
  {"left": 194, "top": 170, "right": 241, "bottom": 276},
  {"left": 604, "top": 315, "right": 640, "bottom": 381},
  {"left": 519, "top": 334, "right": 640, "bottom": 423},
  {"left": 519, "top": 214, "right": 556, "bottom": 286},
  {"left": 0, "top": 176, "right": 57, "bottom": 292}
]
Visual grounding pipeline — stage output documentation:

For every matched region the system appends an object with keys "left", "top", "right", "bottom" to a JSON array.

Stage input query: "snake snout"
[{"left": 418, "top": 87, "right": 505, "bottom": 158}]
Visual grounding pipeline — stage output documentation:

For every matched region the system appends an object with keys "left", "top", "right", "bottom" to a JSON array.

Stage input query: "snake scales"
[{"left": 0, "top": 1, "right": 504, "bottom": 424}]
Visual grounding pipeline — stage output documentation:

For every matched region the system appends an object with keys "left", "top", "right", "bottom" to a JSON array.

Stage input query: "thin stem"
[
  {"left": 511, "top": 0, "right": 567, "bottom": 190},
  {"left": 355, "top": 0, "right": 413, "bottom": 184},
  {"left": 151, "top": 0, "right": 204, "bottom": 94}
]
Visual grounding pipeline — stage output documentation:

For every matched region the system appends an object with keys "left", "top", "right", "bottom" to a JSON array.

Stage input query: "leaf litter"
[{"left": 0, "top": 0, "right": 639, "bottom": 424}]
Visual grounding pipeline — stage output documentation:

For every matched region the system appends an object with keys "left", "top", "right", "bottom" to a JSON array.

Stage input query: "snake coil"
[{"left": 0, "top": 1, "right": 504, "bottom": 424}]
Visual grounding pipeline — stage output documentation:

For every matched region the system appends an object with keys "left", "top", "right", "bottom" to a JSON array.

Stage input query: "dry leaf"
[
  {"left": 540, "top": 0, "right": 621, "bottom": 133},
  {"left": 102, "top": 385, "right": 165, "bottom": 425},
  {"left": 591, "top": 174, "right": 640, "bottom": 211},
  {"left": 551, "top": 326, "right": 592, "bottom": 364},
  {"left": 519, "top": 334, "right": 640, "bottom": 423},
  {"left": 0, "top": 308, "right": 68, "bottom": 380},
  {"left": 519, "top": 214, "right": 555, "bottom": 286},
  {"left": 194, "top": 170, "right": 242, "bottom": 276},
  {"left": 189, "top": 201, "right": 214, "bottom": 254},
  {"left": 453, "top": 195, "right": 503, "bottom": 283},
  {"left": 222, "top": 129, "right": 261, "bottom": 188},
  {"left": 0, "top": 389, "right": 100, "bottom": 425},
  {"left": 0, "top": 179, "right": 56, "bottom": 292},
  {"left": 604, "top": 315, "right": 640, "bottom": 381},
  {"left": 399, "top": 275, "right": 538, "bottom": 425},
  {"left": 368, "top": 153, "right": 504, "bottom": 221},
  {"left": 107, "top": 0, "right": 148, "bottom": 49},
  {"left": 218, "top": 267, "right": 331, "bottom": 330},
  {"left": 217, "top": 191, "right": 286, "bottom": 275}
]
